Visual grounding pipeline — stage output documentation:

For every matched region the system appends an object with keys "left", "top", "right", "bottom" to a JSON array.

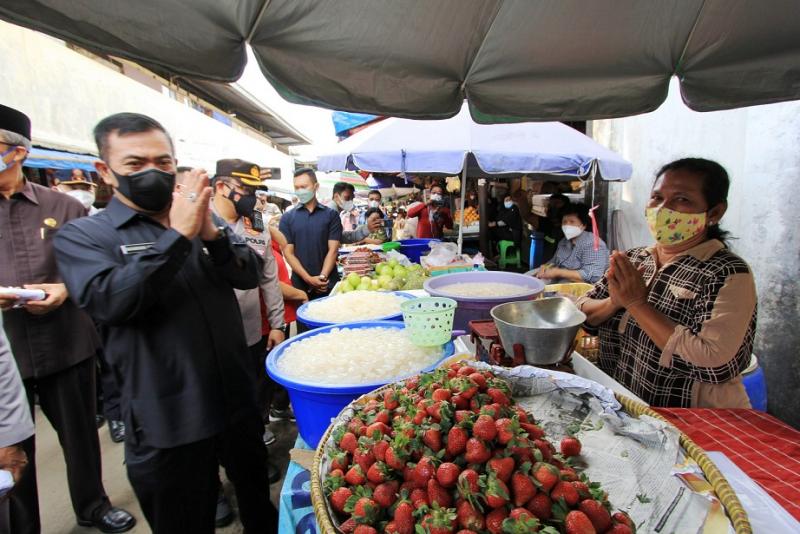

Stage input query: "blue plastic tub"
[
  {"left": 742, "top": 355, "right": 767, "bottom": 411},
  {"left": 398, "top": 238, "right": 440, "bottom": 263},
  {"left": 266, "top": 320, "right": 455, "bottom": 447},
  {"left": 296, "top": 291, "right": 415, "bottom": 329}
]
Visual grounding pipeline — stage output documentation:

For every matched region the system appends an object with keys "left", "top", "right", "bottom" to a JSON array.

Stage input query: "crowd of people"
[{"left": 0, "top": 101, "right": 760, "bottom": 534}]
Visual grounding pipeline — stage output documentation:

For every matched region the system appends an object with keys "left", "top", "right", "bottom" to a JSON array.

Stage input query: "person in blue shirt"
[
  {"left": 279, "top": 168, "right": 342, "bottom": 309},
  {"left": 535, "top": 202, "right": 609, "bottom": 284}
]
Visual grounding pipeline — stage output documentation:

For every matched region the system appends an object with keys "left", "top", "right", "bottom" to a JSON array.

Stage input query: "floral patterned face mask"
[{"left": 645, "top": 206, "right": 707, "bottom": 245}]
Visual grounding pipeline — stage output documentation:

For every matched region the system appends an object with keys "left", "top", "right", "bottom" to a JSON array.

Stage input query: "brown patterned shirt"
[
  {"left": 579, "top": 240, "right": 756, "bottom": 408},
  {"left": 0, "top": 180, "right": 99, "bottom": 378}
]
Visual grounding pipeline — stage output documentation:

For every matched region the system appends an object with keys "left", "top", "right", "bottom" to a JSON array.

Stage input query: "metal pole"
[{"left": 457, "top": 157, "right": 468, "bottom": 255}]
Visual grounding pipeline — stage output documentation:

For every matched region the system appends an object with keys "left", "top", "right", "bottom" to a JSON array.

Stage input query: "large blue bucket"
[
  {"left": 266, "top": 320, "right": 454, "bottom": 447},
  {"left": 398, "top": 239, "right": 439, "bottom": 263},
  {"left": 742, "top": 355, "right": 767, "bottom": 411}
]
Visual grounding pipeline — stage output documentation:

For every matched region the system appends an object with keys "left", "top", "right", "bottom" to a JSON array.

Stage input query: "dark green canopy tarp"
[{"left": 2, "top": 0, "right": 798, "bottom": 122}]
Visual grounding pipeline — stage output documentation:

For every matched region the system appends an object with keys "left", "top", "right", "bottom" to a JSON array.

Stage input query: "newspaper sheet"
[{"left": 475, "top": 362, "right": 722, "bottom": 534}]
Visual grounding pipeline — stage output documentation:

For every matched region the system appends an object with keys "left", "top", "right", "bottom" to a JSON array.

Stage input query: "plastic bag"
[
  {"left": 422, "top": 242, "right": 460, "bottom": 267},
  {"left": 384, "top": 250, "right": 413, "bottom": 266}
]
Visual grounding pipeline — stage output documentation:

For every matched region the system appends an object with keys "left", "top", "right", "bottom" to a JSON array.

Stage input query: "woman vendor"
[{"left": 577, "top": 158, "right": 756, "bottom": 408}]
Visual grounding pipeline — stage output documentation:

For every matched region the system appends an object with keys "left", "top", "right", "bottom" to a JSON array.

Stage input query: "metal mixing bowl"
[{"left": 490, "top": 297, "right": 587, "bottom": 365}]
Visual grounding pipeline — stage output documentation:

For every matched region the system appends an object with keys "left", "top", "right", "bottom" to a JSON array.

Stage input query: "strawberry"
[
  {"left": 612, "top": 511, "right": 636, "bottom": 531},
  {"left": 367, "top": 461, "right": 390, "bottom": 484},
  {"left": 486, "top": 387, "right": 510, "bottom": 406},
  {"left": 455, "top": 530, "right": 478, "bottom": 534},
  {"left": 464, "top": 438, "right": 492, "bottom": 464},
  {"left": 451, "top": 394, "right": 469, "bottom": 410},
  {"left": 339, "top": 517, "right": 357, "bottom": 533},
  {"left": 487, "top": 456, "right": 515, "bottom": 484},
  {"left": 373, "top": 480, "right": 399, "bottom": 508},
  {"left": 456, "top": 469, "right": 481, "bottom": 502},
  {"left": 423, "top": 425, "right": 443, "bottom": 452},
  {"left": 565, "top": 510, "right": 597, "bottom": 534},
  {"left": 560, "top": 436, "right": 582, "bottom": 458},
  {"left": 502, "top": 508, "right": 540, "bottom": 534},
  {"left": 427, "top": 478, "right": 453, "bottom": 508},
  {"left": 513, "top": 406, "right": 530, "bottom": 423},
  {"left": 572, "top": 481, "right": 590, "bottom": 499},
  {"left": 375, "top": 409, "right": 391, "bottom": 425},
  {"left": 526, "top": 493, "right": 552, "bottom": 520},
  {"left": 347, "top": 497, "right": 379, "bottom": 525},
  {"left": 457, "top": 365, "right": 476, "bottom": 376},
  {"left": 446, "top": 426, "right": 468, "bottom": 457},
  {"left": 347, "top": 417, "right": 366, "bottom": 436},
  {"left": 456, "top": 499, "right": 485, "bottom": 531},
  {"left": 420, "top": 505, "right": 458, "bottom": 534},
  {"left": 354, "top": 447, "right": 376, "bottom": 473},
  {"left": 386, "top": 446, "right": 407, "bottom": 471},
  {"left": 330, "top": 451, "right": 350, "bottom": 472},
  {"left": 511, "top": 470, "right": 536, "bottom": 507},
  {"left": 520, "top": 422, "right": 545, "bottom": 440},
  {"left": 468, "top": 372, "right": 487, "bottom": 390},
  {"left": 329, "top": 486, "right": 352, "bottom": 514},
  {"left": 432, "top": 388, "right": 452, "bottom": 401},
  {"left": 579, "top": 500, "right": 612, "bottom": 533},
  {"left": 413, "top": 456, "right": 436, "bottom": 488},
  {"left": 410, "top": 488, "right": 429, "bottom": 509},
  {"left": 532, "top": 463, "right": 560, "bottom": 493},
  {"left": 384, "top": 389, "right": 399, "bottom": 410},
  {"left": 495, "top": 418, "right": 518, "bottom": 445},
  {"left": 484, "top": 472, "right": 510, "bottom": 509},
  {"left": 373, "top": 440, "right": 389, "bottom": 462},
  {"left": 551, "top": 480, "right": 580, "bottom": 507},
  {"left": 473, "top": 415, "right": 498, "bottom": 441},
  {"left": 533, "top": 439, "right": 554, "bottom": 462},
  {"left": 427, "top": 401, "right": 453, "bottom": 423},
  {"left": 393, "top": 501, "right": 415, "bottom": 534},
  {"left": 340, "top": 432, "right": 359, "bottom": 454},
  {"left": 560, "top": 468, "right": 579, "bottom": 482},
  {"left": 345, "top": 465, "right": 367, "bottom": 486},
  {"left": 365, "top": 422, "right": 390, "bottom": 439},
  {"left": 353, "top": 525, "right": 377, "bottom": 534},
  {"left": 455, "top": 410, "right": 474, "bottom": 424},
  {"left": 436, "top": 462, "right": 461, "bottom": 488},
  {"left": 405, "top": 376, "right": 420, "bottom": 391},
  {"left": 485, "top": 507, "right": 508, "bottom": 534},
  {"left": 608, "top": 524, "right": 634, "bottom": 534}
]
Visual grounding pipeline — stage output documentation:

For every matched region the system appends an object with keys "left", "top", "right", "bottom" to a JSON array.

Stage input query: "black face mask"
[
  {"left": 227, "top": 188, "right": 257, "bottom": 219},
  {"left": 113, "top": 168, "right": 175, "bottom": 212}
]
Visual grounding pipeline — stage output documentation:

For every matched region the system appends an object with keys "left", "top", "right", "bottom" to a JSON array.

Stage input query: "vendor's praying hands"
[{"left": 607, "top": 251, "right": 648, "bottom": 309}]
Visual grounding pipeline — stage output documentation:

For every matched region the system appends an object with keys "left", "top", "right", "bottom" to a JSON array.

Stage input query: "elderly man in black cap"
[
  {"left": 53, "top": 112, "right": 279, "bottom": 533},
  {"left": 0, "top": 104, "right": 135, "bottom": 533}
]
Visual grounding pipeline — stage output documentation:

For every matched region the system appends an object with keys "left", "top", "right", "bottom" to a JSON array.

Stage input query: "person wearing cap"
[
  {"left": 210, "top": 159, "right": 285, "bottom": 525},
  {"left": 51, "top": 169, "right": 100, "bottom": 215},
  {"left": 53, "top": 112, "right": 278, "bottom": 533},
  {"left": 0, "top": 105, "right": 135, "bottom": 533}
]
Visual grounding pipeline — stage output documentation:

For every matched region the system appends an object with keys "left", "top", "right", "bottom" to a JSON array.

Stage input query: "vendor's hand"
[
  {"left": 497, "top": 220, "right": 506, "bottom": 227},
  {"left": 535, "top": 266, "right": 555, "bottom": 280},
  {"left": 607, "top": 251, "right": 648, "bottom": 309},
  {"left": 22, "top": 283, "right": 67, "bottom": 315},
  {"left": 0, "top": 292, "right": 20, "bottom": 311},
  {"left": 266, "top": 328, "right": 286, "bottom": 350},
  {"left": 366, "top": 213, "right": 382, "bottom": 233}
]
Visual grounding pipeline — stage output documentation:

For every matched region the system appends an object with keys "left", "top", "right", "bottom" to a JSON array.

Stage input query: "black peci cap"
[{"left": 0, "top": 104, "right": 31, "bottom": 141}]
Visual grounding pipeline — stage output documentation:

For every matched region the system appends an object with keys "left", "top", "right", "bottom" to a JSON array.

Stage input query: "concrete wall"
[
  {"left": 592, "top": 80, "right": 800, "bottom": 428},
  {"left": 0, "top": 21, "right": 296, "bottom": 190}
]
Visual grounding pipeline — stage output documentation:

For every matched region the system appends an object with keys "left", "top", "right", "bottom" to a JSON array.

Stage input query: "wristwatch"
[{"left": 210, "top": 226, "right": 226, "bottom": 241}]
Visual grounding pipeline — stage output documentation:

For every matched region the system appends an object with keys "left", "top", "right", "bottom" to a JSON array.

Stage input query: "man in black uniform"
[{"left": 53, "top": 113, "right": 278, "bottom": 533}]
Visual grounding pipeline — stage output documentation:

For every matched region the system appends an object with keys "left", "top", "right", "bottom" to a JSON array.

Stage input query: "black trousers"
[
  {"left": 251, "top": 336, "right": 289, "bottom": 421},
  {"left": 11, "top": 357, "right": 110, "bottom": 534},
  {"left": 127, "top": 412, "right": 278, "bottom": 534}
]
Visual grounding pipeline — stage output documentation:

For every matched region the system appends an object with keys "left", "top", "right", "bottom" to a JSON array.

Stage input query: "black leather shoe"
[
  {"left": 268, "top": 463, "right": 281, "bottom": 485},
  {"left": 109, "top": 420, "right": 126, "bottom": 443},
  {"left": 77, "top": 507, "right": 136, "bottom": 533},
  {"left": 215, "top": 491, "right": 235, "bottom": 528},
  {"left": 95, "top": 415, "right": 106, "bottom": 429}
]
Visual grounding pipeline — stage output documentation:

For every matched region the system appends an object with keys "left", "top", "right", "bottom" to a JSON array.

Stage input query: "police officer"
[{"left": 53, "top": 113, "right": 278, "bottom": 533}]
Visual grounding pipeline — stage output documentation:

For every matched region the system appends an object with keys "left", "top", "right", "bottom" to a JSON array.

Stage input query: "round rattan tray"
[{"left": 310, "top": 381, "right": 752, "bottom": 534}]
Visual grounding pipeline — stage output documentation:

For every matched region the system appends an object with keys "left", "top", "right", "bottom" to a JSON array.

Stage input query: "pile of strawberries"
[{"left": 324, "top": 362, "right": 636, "bottom": 534}]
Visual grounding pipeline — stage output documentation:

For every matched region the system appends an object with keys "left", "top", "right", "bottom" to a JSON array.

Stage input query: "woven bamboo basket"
[{"left": 310, "top": 381, "right": 752, "bottom": 534}]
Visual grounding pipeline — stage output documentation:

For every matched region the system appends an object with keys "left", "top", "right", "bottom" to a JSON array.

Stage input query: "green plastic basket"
[
  {"left": 382, "top": 241, "right": 401, "bottom": 252},
  {"left": 400, "top": 297, "right": 457, "bottom": 347}
]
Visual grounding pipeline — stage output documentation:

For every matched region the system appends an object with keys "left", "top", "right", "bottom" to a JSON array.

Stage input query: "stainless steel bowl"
[{"left": 490, "top": 297, "right": 587, "bottom": 365}]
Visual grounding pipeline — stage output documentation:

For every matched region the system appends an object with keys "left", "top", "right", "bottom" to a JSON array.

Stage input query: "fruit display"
[
  {"left": 454, "top": 206, "right": 480, "bottom": 226},
  {"left": 340, "top": 260, "right": 430, "bottom": 292},
  {"left": 322, "top": 363, "right": 633, "bottom": 534}
]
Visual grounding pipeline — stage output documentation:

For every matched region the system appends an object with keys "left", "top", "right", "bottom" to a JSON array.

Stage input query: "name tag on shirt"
[{"left": 120, "top": 242, "right": 154, "bottom": 255}]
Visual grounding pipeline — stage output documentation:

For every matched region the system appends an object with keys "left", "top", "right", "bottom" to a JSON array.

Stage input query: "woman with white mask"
[{"left": 535, "top": 202, "right": 609, "bottom": 283}]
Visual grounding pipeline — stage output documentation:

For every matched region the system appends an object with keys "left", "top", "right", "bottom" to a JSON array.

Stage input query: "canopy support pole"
[{"left": 457, "top": 158, "right": 468, "bottom": 255}]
